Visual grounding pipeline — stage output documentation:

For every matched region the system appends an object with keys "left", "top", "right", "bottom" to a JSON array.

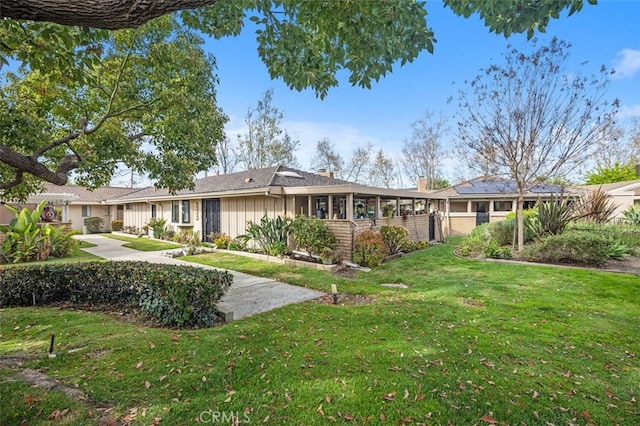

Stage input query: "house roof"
[
  {"left": 433, "top": 177, "right": 570, "bottom": 199},
  {"left": 110, "top": 165, "right": 443, "bottom": 203},
  {"left": 28, "top": 184, "right": 140, "bottom": 204},
  {"left": 576, "top": 180, "right": 640, "bottom": 195}
]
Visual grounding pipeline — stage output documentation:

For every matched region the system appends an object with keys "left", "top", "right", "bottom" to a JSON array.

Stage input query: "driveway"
[{"left": 75, "top": 234, "right": 324, "bottom": 321}]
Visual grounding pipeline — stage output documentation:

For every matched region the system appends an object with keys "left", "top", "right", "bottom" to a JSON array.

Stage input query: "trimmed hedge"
[
  {"left": 521, "top": 232, "right": 626, "bottom": 266},
  {"left": 0, "top": 261, "right": 232, "bottom": 328}
]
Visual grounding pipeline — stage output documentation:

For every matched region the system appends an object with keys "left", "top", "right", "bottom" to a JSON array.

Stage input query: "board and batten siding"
[{"left": 220, "top": 195, "right": 286, "bottom": 239}]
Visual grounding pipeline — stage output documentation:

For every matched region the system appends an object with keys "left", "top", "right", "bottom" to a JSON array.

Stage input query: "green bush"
[
  {"left": 456, "top": 223, "right": 490, "bottom": 257},
  {"left": 569, "top": 221, "right": 640, "bottom": 253},
  {"left": 483, "top": 239, "right": 512, "bottom": 259},
  {"left": 111, "top": 220, "right": 124, "bottom": 231},
  {"left": 0, "top": 261, "right": 232, "bottom": 328},
  {"left": 488, "top": 218, "right": 535, "bottom": 247},
  {"left": 228, "top": 237, "right": 247, "bottom": 251},
  {"left": 353, "top": 230, "right": 387, "bottom": 267},
  {"left": 380, "top": 225, "right": 409, "bottom": 255},
  {"left": 291, "top": 215, "right": 337, "bottom": 257},
  {"left": 83, "top": 216, "right": 103, "bottom": 233},
  {"left": 521, "top": 231, "right": 626, "bottom": 266}
]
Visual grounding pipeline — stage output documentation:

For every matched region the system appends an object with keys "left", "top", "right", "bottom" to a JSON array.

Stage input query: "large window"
[
  {"left": 172, "top": 200, "right": 190, "bottom": 223},
  {"left": 81, "top": 205, "right": 91, "bottom": 217}
]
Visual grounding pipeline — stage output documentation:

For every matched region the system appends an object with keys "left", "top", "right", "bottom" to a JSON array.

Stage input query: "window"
[
  {"left": 172, "top": 201, "right": 180, "bottom": 223},
  {"left": 125, "top": 203, "right": 133, "bottom": 210},
  {"left": 471, "top": 201, "right": 489, "bottom": 213},
  {"left": 81, "top": 205, "right": 91, "bottom": 217},
  {"left": 151, "top": 204, "right": 157, "bottom": 218},
  {"left": 449, "top": 201, "right": 467, "bottom": 213},
  {"left": 171, "top": 200, "right": 190, "bottom": 223},
  {"left": 181, "top": 200, "right": 190, "bottom": 223},
  {"left": 493, "top": 200, "right": 513, "bottom": 212}
]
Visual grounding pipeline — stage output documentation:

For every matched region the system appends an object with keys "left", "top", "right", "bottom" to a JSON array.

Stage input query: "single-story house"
[
  {"left": 575, "top": 180, "right": 640, "bottom": 220},
  {"left": 423, "top": 177, "right": 576, "bottom": 236},
  {"left": 109, "top": 166, "right": 446, "bottom": 261},
  {"left": 1, "top": 184, "right": 139, "bottom": 232}
]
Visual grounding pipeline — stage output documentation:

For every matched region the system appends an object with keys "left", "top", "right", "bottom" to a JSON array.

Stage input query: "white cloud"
[
  {"left": 612, "top": 48, "right": 640, "bottom": 79},
  {"left": 617, "top": 103, "right": 640, "bottom": 118}
]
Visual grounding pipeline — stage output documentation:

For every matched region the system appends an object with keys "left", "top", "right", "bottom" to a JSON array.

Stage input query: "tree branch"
[
  {"left": 1, "top": 0, "right": 217, "bottom": 30},
  {"left": 0, "top": 143, "right": 70, "bottom": 186}
]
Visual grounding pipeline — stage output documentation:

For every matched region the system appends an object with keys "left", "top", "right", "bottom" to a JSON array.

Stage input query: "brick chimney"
[{"left": 417, "top": 176, "right": 427, "bottom": 192}]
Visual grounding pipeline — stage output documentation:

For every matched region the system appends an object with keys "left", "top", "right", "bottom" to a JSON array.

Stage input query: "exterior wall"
[
  {"left": 122, "top": 202, "right": 155, "bottom": 234},
  {"left": 608, "top": 193, "right": 635, "bottom": 219},
  {"left": 220, "top": 195, "right": 285, "bottom": 239},
  {"left": 324, "top": 220, "right": 356, "bottom": 262},
  {"left": 445, "top": 215, "right": 478, "bottom": 236},
  {"left": 68, "top": 204, "right": 112, "bottom": 232}
]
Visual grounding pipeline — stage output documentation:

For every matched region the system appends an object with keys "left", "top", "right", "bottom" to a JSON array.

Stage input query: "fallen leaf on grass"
[
  {"left": 480, "top": 414, "right": 496, "bottom": 424},
  {"left": 145, "top": 381, "right": 151, "bottom": 389},
  {"left": 136, "top": 361, "right": 143, "bottom": 369}
]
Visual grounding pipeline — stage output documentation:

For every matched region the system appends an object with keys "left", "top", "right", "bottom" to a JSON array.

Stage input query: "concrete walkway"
[{"left": 75, "top": 234, "right": 324, "bottom": 321}]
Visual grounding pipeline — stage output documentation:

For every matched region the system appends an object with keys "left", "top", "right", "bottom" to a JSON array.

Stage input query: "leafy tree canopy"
[
  {"left": 584, "top": 162, "right": 638, "bottom": 185},
  {"left": 0, "top": 0, "right": 596, "bottom": 200}
]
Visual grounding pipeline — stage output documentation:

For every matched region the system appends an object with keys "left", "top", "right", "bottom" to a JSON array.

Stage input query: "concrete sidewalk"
[{"left": 75, "top": 234, "right": 324, "bottom": 321}]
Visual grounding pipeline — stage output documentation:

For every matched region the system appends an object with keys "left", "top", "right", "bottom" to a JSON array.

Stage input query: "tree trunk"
[
  {"left": 516, "top": 192, "right": 525, "bottom": 251},
  {"left": 1, "top": 0, "right": 216, "bottom": 29}
]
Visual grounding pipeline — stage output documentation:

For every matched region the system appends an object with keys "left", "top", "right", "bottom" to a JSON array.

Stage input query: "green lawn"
[
  {"left": 102, "top": 233, "right": 183, "bottom": 251},
  {"left": 1, "top": 241, "right": 638, "bottom": 425}
]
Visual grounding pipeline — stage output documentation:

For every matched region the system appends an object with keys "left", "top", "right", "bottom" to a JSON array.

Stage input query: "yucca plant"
[{"left": 527, "top": 192, "right": 577, "bottom": 238}]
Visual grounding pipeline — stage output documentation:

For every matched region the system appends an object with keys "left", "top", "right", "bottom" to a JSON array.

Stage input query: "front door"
[{"left": 202, "top": 198, "right": 221, "bottom": 242}]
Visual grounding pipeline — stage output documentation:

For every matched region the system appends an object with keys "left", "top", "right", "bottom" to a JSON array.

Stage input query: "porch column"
[
  {"left": 376, "top": 196, "right": 381, "bottom": 218},
  {"left": 396, "top": 197, "right": 400, "bottom": 216},
  {"left": 307, "top": 196, "right": 312, "bottom": 217},
  {"left": 328, "top": 195, "right": 334, "bottom": 219},
  {"left": 347, "top": 193, "right": 354, "bottom": 219}
]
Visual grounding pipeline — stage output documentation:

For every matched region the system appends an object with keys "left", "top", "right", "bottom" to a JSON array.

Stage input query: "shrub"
[
  {"left": 622, "top": 204, "right": 640, "bottom": 226},
  {"left": 210, "top": 233, "right": 231, "bottom": 249},
  {"left": 83, "top": 216, "right": 103, "bottom": 233},
  {"left": 488, "top": 218, "right": 535, "bottom": 247},
  {"left": 123, "top": 225, "right": 139, "bottom": 235},
  {"left": 147, "top": 218, "right": 168, "bottom": 238},
  {"left": 483, "top": 239, "right": 512, "bottom": 259},
  {"left": 353, "top": 230, "right": 386, "bottom": 267},
  {"left": 111, "top": 220, "right": 124, "bottom": 231},
  {"left": 380, "top": 225, "right": 409, "bottom": 255},
  {"left": 0, "top": 261, "right": 232, "bottom": 328},
  {"left": 521, "top": 231, "right": 624, "bottom": 266},
  {"left": 291, "top": 215, "right": 337, "bottom": 257},
  {"left": 228, "top": 237, "right": 247, "bottom": 251},
  {"left": 240, "top": 213, "right": 292, "bottom": 256},
  {"left": 456, "top": 223, "right": 490, "bottom": 257},
  {"left": 527, "top": 192, "right": 577, "bottom": 238},
  {"left": 568, "top": 221, "right": 640, "bottom": 253}
]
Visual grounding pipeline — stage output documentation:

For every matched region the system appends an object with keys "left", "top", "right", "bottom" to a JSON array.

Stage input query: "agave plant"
[
  {"left": 622, "top": 204, "right": 640, "bottom": 226},
  {"left": 240, "top": 213, "right": 292, "bottom": 256}
]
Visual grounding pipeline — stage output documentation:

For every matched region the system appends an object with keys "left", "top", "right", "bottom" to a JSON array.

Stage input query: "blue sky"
[{"left": 207, "top": 0, "right": 640, "bottom": 183}]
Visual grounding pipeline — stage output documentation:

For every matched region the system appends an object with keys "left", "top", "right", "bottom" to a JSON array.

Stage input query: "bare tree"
[
  {"left": 402, "top": 111, "right": 449, "bottom": 190},
  {"left": 311, "top": 138, "right": 344, "bottom": 174},
  {"left": 455, "top": 38, "right": 618, "bottom": 250},
  {"left": 236, "top": 89, "right": 299, "bottom": 170},
  {"left": 368, "top": 149, "right": 399, "bottom": 188},
  {"left": 215, "top": 137, "right": 237, "bottom": 174},
  {"left": 340, "top": 142, "right": 373, "bottom": 183}
]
